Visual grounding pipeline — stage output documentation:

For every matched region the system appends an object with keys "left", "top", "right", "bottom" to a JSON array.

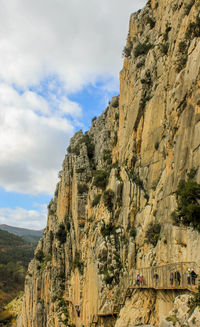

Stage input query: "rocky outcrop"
[
  {"left": 18, "top": 0, "right": 200, "bottom": 326},
  {"left": 160, "top": 294, "right": 200, "bottom": 327}
]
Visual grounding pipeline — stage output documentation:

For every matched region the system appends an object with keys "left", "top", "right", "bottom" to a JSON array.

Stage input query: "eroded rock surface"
[{"left": 18, "top": 0, "right": 200, "bottom": 326}]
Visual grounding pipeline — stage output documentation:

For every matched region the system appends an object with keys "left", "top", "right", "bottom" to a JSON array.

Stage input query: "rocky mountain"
[{"left": 17, "top": 0, "right": 200, "bottom": 326}]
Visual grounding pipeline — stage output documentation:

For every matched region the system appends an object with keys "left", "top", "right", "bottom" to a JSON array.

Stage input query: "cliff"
[{"left": 18, "top": 0, "right": 200, "bottom": 326}]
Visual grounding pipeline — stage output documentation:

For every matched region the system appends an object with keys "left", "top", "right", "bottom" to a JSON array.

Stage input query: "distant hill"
[
  {"left": 0, "top": 229, "right": 37, "bottom": 307},
  {"left": 0, "top": 224, "right": 43, "bottom": 244},
  {"left": 0, "top": 229, "right": 35, "bottom": 267}
]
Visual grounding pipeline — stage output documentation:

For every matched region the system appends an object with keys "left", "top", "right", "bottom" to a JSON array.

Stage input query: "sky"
[{"left": 0, "top": 0, "right": 146, "bottom": 230}]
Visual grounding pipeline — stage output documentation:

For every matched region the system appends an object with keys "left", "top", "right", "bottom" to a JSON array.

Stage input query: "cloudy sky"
[{"left": 0, "top": 0, "right": 146, "bottom": 230}]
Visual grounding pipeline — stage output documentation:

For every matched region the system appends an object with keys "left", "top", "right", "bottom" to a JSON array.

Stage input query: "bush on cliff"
[
  {"left": 72, "top": 252, "right": 84, "bottom": 274},
  {"left": 103, "top": 189, "right": 115, "bottom": 212},
  {"left": 172, "top": 173, "right": 200, "bottom": 231},
  {"left": 134, "top": 41, "right": 153, "bottom": 58},
  {"left": 101, "top": 222, "right": 115, "bottom": 237},
  {"left": 35, "top": 249, "right": 44, "bottom": 262},
  {"left": 93, "top": 170, "right": 108, "bottom": 189},
  {"left": 145, "top": 223, "right": 161, "bottom": 246},
  {"left": 56, "top": 223, "right": 66, "bottom": 244},
  {"left": 81, "top": 134, "right": 95, "bottom": 160},
  {"left": 78, "top": 183, "right": 88, "bottom": 194},
  {"left": 92, "top": 194, "right": 101, "bottom": 207}
]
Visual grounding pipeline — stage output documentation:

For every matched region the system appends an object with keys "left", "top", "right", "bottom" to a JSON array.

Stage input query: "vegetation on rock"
[
  {"left": 172, "top": 172, "right": 200, "bottom": 231},
  {"left": 145, "top": 223, "right": 161, "bottom": 246},
  {"left": 103, "top": 189, "right": 115, "bottom": 212},
  {"left": 93, "top": 170, "right": 109, "bottom": 189},
  {"left": 56, "top": 223, "right": 66, "bottom": 244},
  {"left": 72, "top": 252, "right": 84, "bottom": 275},
  {"left": 134, "top": 41, "right": 153, "bottom": 58},
  {"left": 92, "top": 194, "right": 101, "bottom": 207},
  {"left": 101, "top": 222, "right": 115, "bottom": 237},
  {"left": 122, "top": 41, "right": 133, "bottom": 58},
  {"left": 188, "top": 284, "right": 200, "bottom": 316},
  {"left": 78, "top": 183, "right": 89, "bottom": 194},
  {"left": 35, "top": 249, "right": 44, "bottom": 262}
]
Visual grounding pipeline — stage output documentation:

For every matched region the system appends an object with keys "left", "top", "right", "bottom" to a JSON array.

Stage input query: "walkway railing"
[
  {"left": 129, "top": 262, "right": 198, "bottom": 292},
  {"left": 84, "top": 262, "right": 198, "bottom": 327}
]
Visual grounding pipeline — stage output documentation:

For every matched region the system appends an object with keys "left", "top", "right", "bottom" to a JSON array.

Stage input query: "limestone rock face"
[
  {"left": 160, "top": 294, "right": 200, "bottom": 327},
  {"left": 18, "top": 0, "right": 200, "bottom": 326}
]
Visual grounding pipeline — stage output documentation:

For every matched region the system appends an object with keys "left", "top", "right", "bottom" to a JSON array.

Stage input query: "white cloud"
[
  {"left": 0, "top": 83, "right": 77, "bottom": 194},
  {"left": 0, "top": 0, "right": 147, "bottom": 197},
  {"left": 0, "top": 0, "right": 146, "bottom": 91},
  {"left": 0, "top": 206, "right": 47, "bottom": 229}
]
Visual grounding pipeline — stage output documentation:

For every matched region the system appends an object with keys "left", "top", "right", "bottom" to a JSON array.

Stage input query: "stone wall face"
[{"left": 18, "top": 0, "right": 200, "bottom": 326}]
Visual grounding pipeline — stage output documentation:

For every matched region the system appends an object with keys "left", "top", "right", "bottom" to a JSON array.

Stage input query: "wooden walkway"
[
  {"left": 65, "top": 262, "right": 198, "bottom": 327},
  {"left": 89, "top": 262, "right": 198, "bottom": 326},
  {"left": 129, "top": 261, "right": 198, "bottom": 292}
]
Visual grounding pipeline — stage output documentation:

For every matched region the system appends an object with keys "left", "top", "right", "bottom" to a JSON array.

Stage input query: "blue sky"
[{"left": 0, "top": 0, "right": 146, "bottom": 229}]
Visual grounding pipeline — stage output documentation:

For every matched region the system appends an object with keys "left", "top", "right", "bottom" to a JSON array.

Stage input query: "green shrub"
[
  {"left": 166, "top": 315, "right": 178, "bottom": 324},
  {"left": 35, "top": 250, "right": 44, "bottom": 262},
  {"left": 71, "top": 145, "right": 80, "bottom": 156},
  {"left": 92, "top": 194, "right": 101, "bottom": 207},
  {"left": 73, "top": 252, "right": 84, "bottom": 274},
  {"left": 104, "top": 272, "right": 114, "bottom": 284},
  {"left": 144, "top": 193, "right": 149, "bottom": 202},
  {"left": 176, "top": 55, "right": 188, "bottom": 72},
  {"left": 45, "top": 254, "right": 52, "bottom": 262},
  {"left": 171, "top": 211, "right": 179, "bottom": 226},
  {"left": 139, "top": 93, "right": 151, "bottom": 111},
  {"left": 146, "top": 16, "right": 155, "bottom": 29},
  {"left": 52, "top": 295, "right": 58, "bottom": 303},
  {"left": 136, "top": 59, "right": 145, "bottom": 68},
  {"left": 159, "top": 43, "right": 169, "bottom": 55},
  {"left": 103, "top": 189, "right": 115, "bottom": 212},
  {"left": 172, "top": 4, "right": 178, "bottom": 11},
  {"left": 93, "top": 170, "right": 109, "bottom": 189},
  {"left": 76, "top": 167, "right": 85, "bottom": 173},
  {"left": 134, "top": 42, "right": 153, "bottom": 58},
  {"left": 187, "top": 168, "right": 197, "bottom": 179},
  {"left": 57, "top": 298, "right": 69, "bottom": 325},
  {"left": 173, "top": 176, "right": 200, "bottom": 231},
  {"left": 178, "top": 41, "right": 187, "bottom": 52},
  {"left": 67, "top": 145, "right": 71, "bottom": 153},
  {"left": 141, "top": 70, "right": 152, "bottom": 85},
  {"left": 155, "top": 142, "right": 159, "bottom": 150},
  {"left": 103, "top": 150, "right": 112, "bottom": 165},
  {"left": 122, "top": 41, "right": 133, "bottom": 58},
  {"left": 131, "top": 171, "right": 144, "bottom": 189},
  {"left": 112, "top": 97, "right": 119, "bottom": 108},
  {"left": 78, "top": 134, "right": 95, "bottom": 161},
  {"left": 185, "top": 16, "right": 200, "bottom": 39},
  {"left": 92, "top": 116, "right": 97, "bottom": 122},
  {"left": 78, "top": 184, "right": 88, "bottom": 194},
  {"left": 163, "top": 25, "right": 171, "bottom": 41},
  {"left": 101, "top": 222, "right": 115, "bottom": 237},
  {"left": 184, "top": 0, "right": 195, "bottom": 15},
  {"left": 56, "top": 223, "right": 66, "bottom": 244},
  {"left": 188, "top": 285, "right": 200, "bottom": 316},
  {"left": 66, "top": 222, "right": 71, "bottom": 231},
  {"left": 130, "top": 226, "right": 137, "bottom": 238},
  {"left": 112, "top": 131, "right": 118, "bottom": 147},
  {"left": 145, "top": 223, "right": 161, "bottom": 246}
]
